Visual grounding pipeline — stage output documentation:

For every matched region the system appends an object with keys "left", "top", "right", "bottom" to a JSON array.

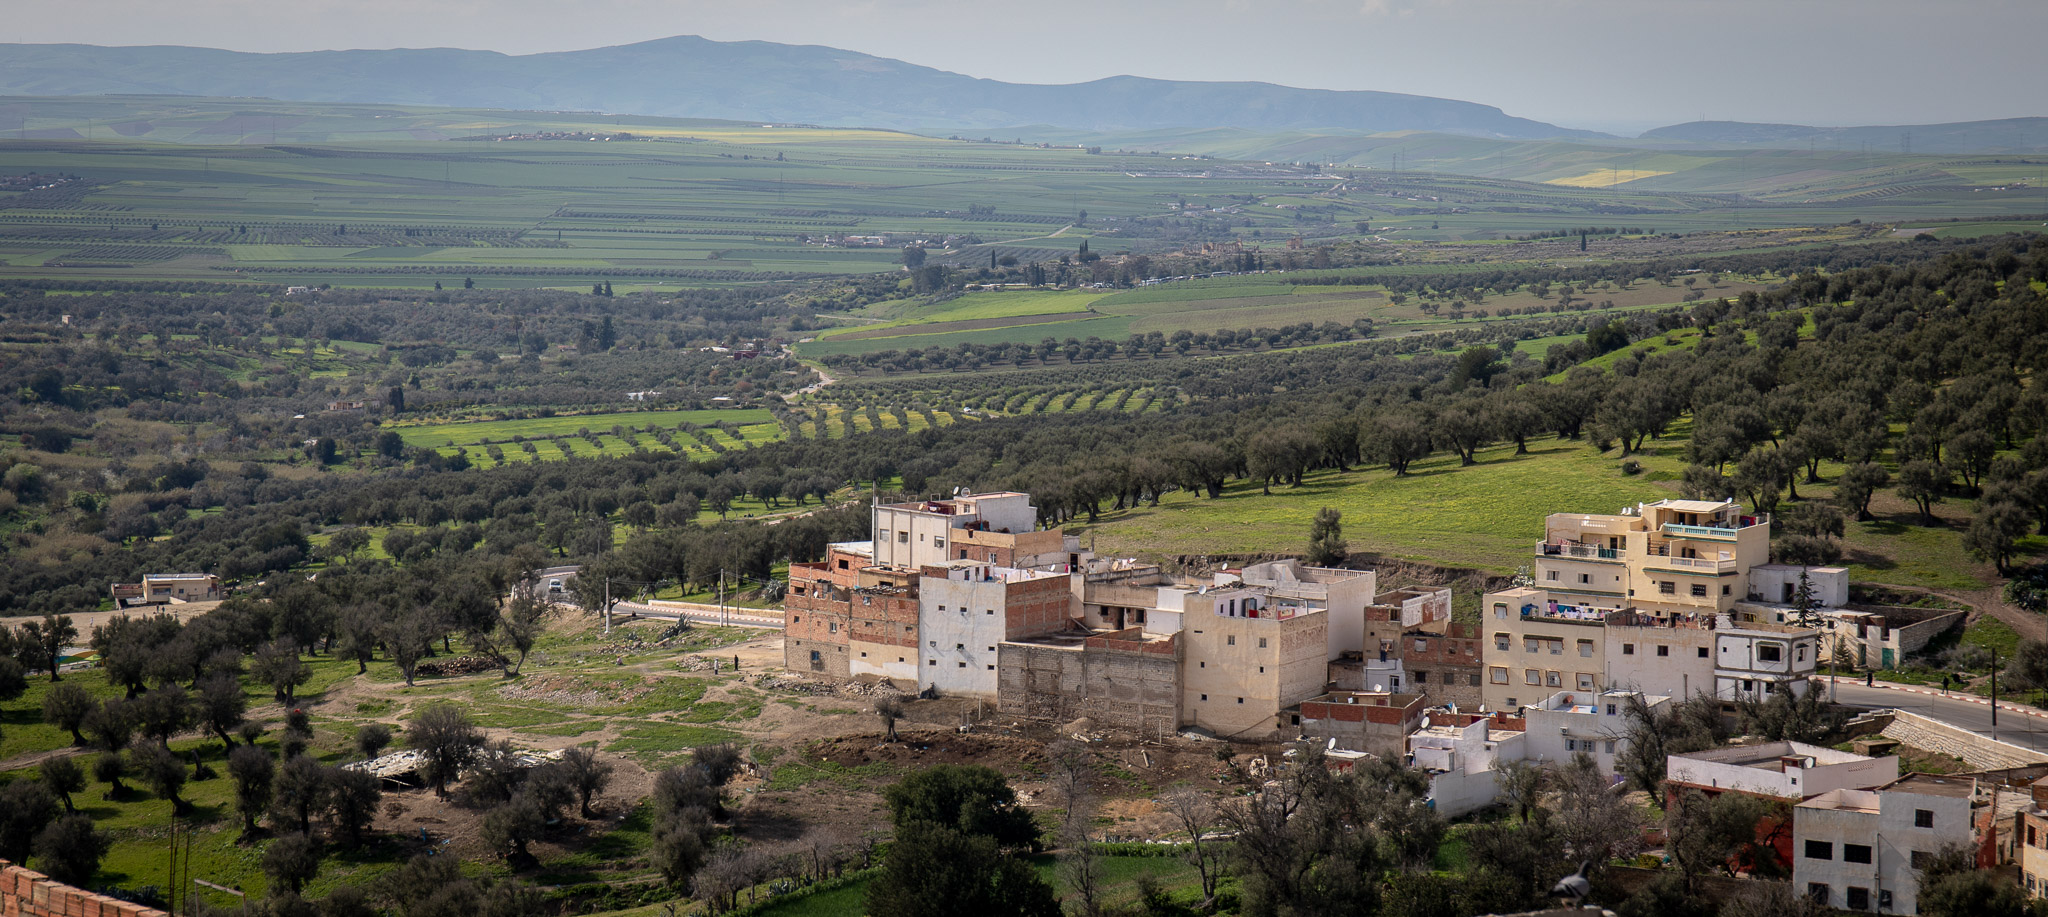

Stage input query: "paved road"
[
  {"left": 610, "top": 600, "right": 783, "bottom": 630},
  {"left": 1831, "top": 680, "right": 2048, "bottom": 753}
]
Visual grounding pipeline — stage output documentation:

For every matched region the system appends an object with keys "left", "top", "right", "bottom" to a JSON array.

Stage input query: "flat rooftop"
[
  {"left": 1882, "top": 774, "right": 1977, "bottom": 799},
  {"left": 1674, "top": 741, "right": 1869, "bottom": 770}
]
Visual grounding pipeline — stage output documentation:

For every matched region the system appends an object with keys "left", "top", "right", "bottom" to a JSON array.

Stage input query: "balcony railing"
[
  {"left": 1652, "top": 555, "right": 1739, "bottom": 572},
  {"left": 1536, "top": 542, "right": 1621, "bottom": 561},
  {"left": 1660, "top": 514, "right": 1769, "bottom": 538}
]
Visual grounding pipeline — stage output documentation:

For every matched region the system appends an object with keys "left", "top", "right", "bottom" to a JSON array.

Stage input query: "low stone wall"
[
  {"left": 0, "top": 861, "right": 167, "bottom": 917},
  {"left": 1873, "top": 711, "right": 2048, "bottom": 770}
]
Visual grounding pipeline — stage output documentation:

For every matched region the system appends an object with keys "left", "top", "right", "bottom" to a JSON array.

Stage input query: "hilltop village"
[{"left": 779, "top": 491, "right": 2043, "bottom": 914}]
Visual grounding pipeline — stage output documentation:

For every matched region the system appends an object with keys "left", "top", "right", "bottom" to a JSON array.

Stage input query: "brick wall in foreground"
[{"left": 0, "top": 861, "right": 168, "bottom": 917}]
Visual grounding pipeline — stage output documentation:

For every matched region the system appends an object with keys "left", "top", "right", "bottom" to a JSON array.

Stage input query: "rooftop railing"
[{"left": 1537, "top": 541, "right": 1621, "bottom": 561}]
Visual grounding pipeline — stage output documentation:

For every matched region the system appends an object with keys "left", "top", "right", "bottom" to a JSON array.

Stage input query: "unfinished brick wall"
[
  {"left": 997, "top": 632, "right": 1181, "bottom": 736},
  {"left": 0, "top": 861, "right": 167, "bottom": 917}
]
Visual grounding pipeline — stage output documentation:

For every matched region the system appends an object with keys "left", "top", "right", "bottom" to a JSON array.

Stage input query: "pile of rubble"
[
  {"left": 345, "top": 746, "right": 568, "bottom": 785},
  {"left": 414, "top": 655, "right": 502, "bottom": 677}
]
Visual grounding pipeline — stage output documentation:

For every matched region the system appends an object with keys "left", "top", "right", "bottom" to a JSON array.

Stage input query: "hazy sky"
[{"left": 14, "top": 0, "right": 2044, "bottom": 134}]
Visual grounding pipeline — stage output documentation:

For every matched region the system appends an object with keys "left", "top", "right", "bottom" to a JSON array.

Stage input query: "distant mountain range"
[
  {"left": 0, "top": 36, "right": 1602, "bottom": 140},
  {"left": 1642, "top": 118, "right": 2048, "bottom": 154}
]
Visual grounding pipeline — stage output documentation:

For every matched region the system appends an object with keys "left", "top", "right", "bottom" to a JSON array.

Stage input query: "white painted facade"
[
  {"left": 1666, "top": 741, "right": 1898, "bottom": 799},
  {"left": 1716, "top": 621, "right": 1821, "bottom": 699},
  {"left": 1522, "top": 690, "right": 1664, "bottom": 776},
  {"left": 1794, "top": 777, "right": 1976, "bottom": 914},
  {"left": 872, "top": 492, "right": 1038, "bottom": 570},
  {"left": 916, "top": 562, "right": 1065, "bottom": 699},
  {"left": 1748, "top": 564, "right": 1850, "bottom": 608},
  {"left": 1407, "top": 716, "right": 1529, "bottom": 818}
]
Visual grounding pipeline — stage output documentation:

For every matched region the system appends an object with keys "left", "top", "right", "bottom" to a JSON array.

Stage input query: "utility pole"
[
  {"left": 603, "top": 578, "right": 611, "bottom": 634},
  {"left": 718, "top": 569, "right": 728, "bottom": 627},
  {"left": 1992, "top": 646, "right": 1999, "bottom": 737}
]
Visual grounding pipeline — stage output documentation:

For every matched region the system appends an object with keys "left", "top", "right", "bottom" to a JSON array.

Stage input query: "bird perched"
[{"left": 1551, "top": 861, "right": 1592, "bottom": 905}]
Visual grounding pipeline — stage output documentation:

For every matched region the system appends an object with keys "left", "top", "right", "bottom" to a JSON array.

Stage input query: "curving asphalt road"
[{"left": 1830, "top": 679, "right": 2048, "bottom": 753}]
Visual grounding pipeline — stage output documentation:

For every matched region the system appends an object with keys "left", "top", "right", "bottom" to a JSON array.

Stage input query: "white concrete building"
[
  {"left": 1716, "top": 619, "right": 1821, "bottom": 699},
  {"left": 1522, "top": 689, "right": 1665, "bottom": 776},
  {"left": 1407, "top": 712, "right": 1528, "bottom": 818},
  {"left": 1666, "top": 741, "right": 1899, "bottom": 801},
  {"left": 872, "top": 493, "right": 1040, "bottom": 570},
  {"left": 917, "top": 560, "right": 1074, "bottom": 699},
  {"left": 1794, "top": 774, "right": 1978, "bottom": 914}
]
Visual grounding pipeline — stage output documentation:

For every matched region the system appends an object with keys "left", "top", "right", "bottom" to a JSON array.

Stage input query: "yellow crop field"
[{"left": 1546, "top": 169, "right": 1675, "bottom": 187}]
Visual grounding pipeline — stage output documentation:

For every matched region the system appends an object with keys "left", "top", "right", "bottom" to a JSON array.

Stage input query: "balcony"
[
  {"left": 1519, "top": 601, "right": 1610, "bottom": 623},
  {"left": 1643, "top": 549, "right": 1739, "bottom": 573},
  {"left": 1660, "top": 514, "right": 1769, "bottom": 539},
  {"left": 1536, "top": 541, "right": 1621, "bottom": 562}
]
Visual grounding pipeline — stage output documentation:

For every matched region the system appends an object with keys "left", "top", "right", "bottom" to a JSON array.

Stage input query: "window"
[
  {"left": 987, "top": 665, "right": 994, "bottom": 670},
  {"left": 1804, "top": 840, "right": 1833, "bottom": 860},
  {"left": 1807, "top": 884, "right": 1829, "bottom": 905},
  {"left": 897, "top": 531, "right": 908, "bottom": 543},
  {"left": 792, "top": 615, "right": 801, "bottom": 623},
  {"left": 1200, "top": 694, "right": 1208, "bottom": 701},
  {"left": 1548, "top": 640, "right": 1563, "bottom": 656},
  {"left": 933, "top": 538, "right": 944, "bottom": 550},
  {"left": 1491, "top": 667, "right": 1509, "bottom": 684},
  {"left": 1525, "top": 638, "right": 1540, "bottom": 654},
  {"left": 1525, "top": 669, "right": 1541, "bottom": 685},
  {"left": 1258, "top": 638, "right": 1268, "bottom": 649},
  {"left": 1237, "top": 697, "right": 1244, "bottom": 705},
  {"left": 1657, "top": 645, "right": 1670, "bottom": 657},
  {"left": 1565, "top": 739, "right": 1578, "bottom": 752},
  {"left": 1845, "top": 887, "right": 1869, "bottom": 911},
  {"left": 829, "top": 622, "right": 838, "bottom": 633},
  {"left": 1579, "top": 573, "right": 1591, "bottom": 584},
  {"left": 1577, "top": 674, "right": 1595, "bottom": 691},
  {"left": 1760, "top": 644, "right": 1783, "bottom": 663},
  {"left": 1413, "top": 670, "right": 1430, "bottom": 684},
  {"left": 1722, "top": 585, "right": 1731, "bottom": 595},
  {"left": 809, "top": 650, "right": 820, "bottom": 662},
  {"left": 1606, "top": 703, "right": 1617, "bottom": 715},
  {"left": 984, "top": 608, "right": 994, "bottom": 615},
  {"left": 1547, "top": 571, "right": 1559, "bottom": 581},
  {"left": 1577, "top": 639, "right": 1594, "bottom": 657},
  {"left": 1468, "top": 674, "right": 1481, "bottom": 686},
  {"left": 1915, "top": 809, "right": 1934, "bottom": 828},
  {"left": 1227, "top": 635, "right": 1236, "bottom": 646},
  {"left": 1797, "top": 646, "right": 1806, "bottom": 662},
  {"left": 1604, "top": 740, "right": 1616, "bottom": 753},
  {"left": 1546, "top": 671, "right": 1561, "bottom": 688},
  {"left": 1843, "top": 844, "right": 1872, "bottom": 864},
  {"left": 1911, "top": 850, "right": 1933, "bottom": 869},
  {"left": 986, "top": 646, "right": 994, "bottom": 652},
  {"left": 928, "top": 659, "right": 936, "bottom": 666},
  {"left": 1622, "top": 643, "right": 1635, "bottom": 655},
  {"left": 957, "top": 662, "right": 966, "bottom": 668},
  {"left": 1690, "top": 583, "right": 1707, "bottom": 598},
  {"left": 1505, "top": 697, "right": 1517, "bottom": 707},
  {"left": 1493, "top": 603, "right": 1508, "bottom": 619},
  {"left": 1699, "top": 647, "right": 1710, "bottom": 658},
  {"left": 1495, "top": 633, "right": 1510, "bottom": 651},
  {"left": 1659, "top": 581, "right": 1676, "bottom": 595}
]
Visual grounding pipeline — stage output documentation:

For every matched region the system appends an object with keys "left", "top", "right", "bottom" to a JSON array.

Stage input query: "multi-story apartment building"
[
  {"left": 1483, "top": 499, "right": 1820, "bottom": 710},
  {"left": 920, "top": 560, "right": 1075, "bottom": 698},
  {"left": 1533, "top": 498, "right": 1771, "bottom": 616},
  {"left": 1181, "top": 584, "right": 1332, "bottom": 738},
  {"left": 1480, "top": 587, "right": 1611, "bottom": 711},
  {"left": 783, "top": 542, "right": 923, "bottom": 681},
  {"left": 872, "top": 493, "right": 1084, "bottom": 570},
  {"left": 1795, "top": 774, "right": 1981, "bottom": 914}
]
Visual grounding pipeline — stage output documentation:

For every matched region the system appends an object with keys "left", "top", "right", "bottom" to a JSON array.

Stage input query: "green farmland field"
[
  {"left": 2, "top": 95, "right": 2046, "bottom": 293},
  {"left": 394, "top": 408, "right": 776, "bottom": 448}
]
